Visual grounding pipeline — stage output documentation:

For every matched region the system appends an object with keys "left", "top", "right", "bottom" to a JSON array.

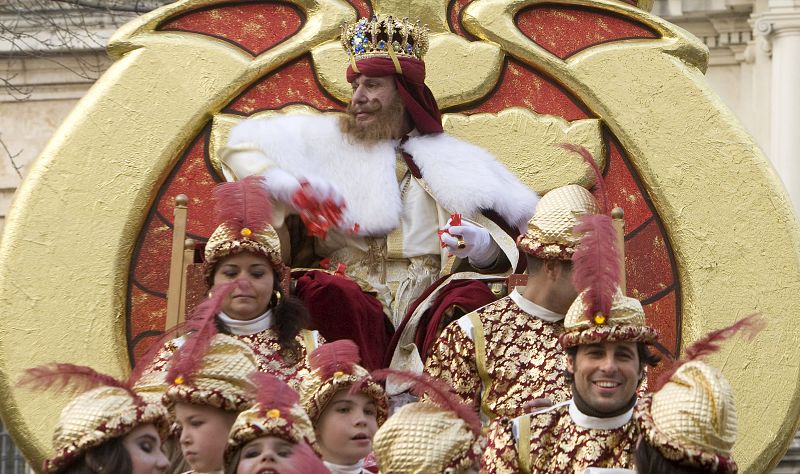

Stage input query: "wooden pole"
[{"left": 165, "top": 194, "right": 189, "bottom": 330}]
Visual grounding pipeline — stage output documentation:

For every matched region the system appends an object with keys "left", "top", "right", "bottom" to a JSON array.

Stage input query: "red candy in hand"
[
  {"left": 291, "top": 182, "right": 346, "bottom": 239},
  {"left": 438, "top": 213, "right": 463, "bottom": 248}
]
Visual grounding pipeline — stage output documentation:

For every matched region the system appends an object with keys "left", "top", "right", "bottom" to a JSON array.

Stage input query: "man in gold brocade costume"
[
  {"left": 481, "top": 286, "right": 661, "bottom": 473},
  {"left": 424, "top": 184, "right": 598, "bottom": 423},
  {"left": 220, "top": 15, "right": 538, "bottom": 370}
]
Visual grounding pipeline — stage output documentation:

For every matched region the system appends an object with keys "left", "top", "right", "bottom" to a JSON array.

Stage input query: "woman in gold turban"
[{"left": 149, "top": 176, "right": 322, "bottom": 391}]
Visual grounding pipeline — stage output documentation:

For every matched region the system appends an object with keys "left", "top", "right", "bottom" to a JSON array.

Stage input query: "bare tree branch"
[
  {"left": 0, "top": 134, "right": 25, "bottom": 180},
  {"left": 51, "top": 0, "right": 171, "bottom": 14}
]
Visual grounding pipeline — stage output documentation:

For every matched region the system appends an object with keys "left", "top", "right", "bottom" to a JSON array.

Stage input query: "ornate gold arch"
[{"left": 0, "top": 0, "right": 798, "bottom": 471}]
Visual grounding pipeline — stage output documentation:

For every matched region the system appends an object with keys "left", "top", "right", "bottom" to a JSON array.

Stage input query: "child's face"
[
  {"left": 175, "top": 402, "right": 238, "bottom": 473},
  {"left": 315, "top": 390, "right": 379, "bottom": 465},
  {"left": 236, "top": 436, "right": 295, "bottom": 474}
]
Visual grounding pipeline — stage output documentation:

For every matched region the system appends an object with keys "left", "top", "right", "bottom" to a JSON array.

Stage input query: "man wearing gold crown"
[
  {"left": 221, "top": 15, "right": 538, "bottom": 370},
  {"left": 480, "top": 212, "right": 662, "bottom": 474},
  {"left": 424, "top": 184, "right": 597, "bottom": 424}
]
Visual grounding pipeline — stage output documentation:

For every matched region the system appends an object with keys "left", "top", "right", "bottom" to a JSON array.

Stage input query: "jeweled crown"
[{"left": 341, "top": 15, "right": 430, "bottom": 62}]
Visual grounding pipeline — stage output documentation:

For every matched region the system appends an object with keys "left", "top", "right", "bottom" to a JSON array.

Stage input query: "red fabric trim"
[
  {"left": 385, "top": 278, "right": 498, "bottom": 367},
  {"left": 294, "top": 270, "right": 394, "bottom": 370}
]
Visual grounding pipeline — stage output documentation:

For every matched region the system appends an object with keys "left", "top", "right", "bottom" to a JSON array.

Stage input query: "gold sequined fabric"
[
  {"left": 163, "top": 334, "right": 258, "bottom": 412},
  {"left": 298, "top": 364, "right": 388, "bottom": 425},
  {"left": 372, "top": 402, "right": 480, "bottom": 473},
  {"left": 636, "top": 361, "right": 738, "bottom": 472},
  {"left": 145, "top": 330, "right": 318, "bottom": 393},
  {"left": 424, "top": 296, "right": 570, "bottom": 423},
  {"left": 560, "top": 287, "right": 658, "bottom": 349},
  {"left": 204, "top": 221, "right": 289, "bottom": 292},
  {"left": 481, "top": 403, "right": 638, "bottom": 473},
  {"left": 44, "top": 386, "right": 168, "bottom": 473},
  {"left": 225, "top": 402, "right": 317, "bottom": 463},
  {"left": 517, "top": 185, "right": 598, "bottom": 259}
]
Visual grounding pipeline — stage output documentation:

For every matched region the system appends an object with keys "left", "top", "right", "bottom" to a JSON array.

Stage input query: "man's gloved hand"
[
  {"left": 262, "top": 168, "right": 344, "bottom": 207},
  {"left": 440, "top": 218, "right": 500, "bottom": 268}
]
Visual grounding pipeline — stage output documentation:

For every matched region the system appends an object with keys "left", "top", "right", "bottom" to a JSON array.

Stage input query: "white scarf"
[
  {"left": 323, "top": 459, "right": 366, "bottom": 474},
  {"left": 217, "top": 310, "right": 274, "bottom": 336},
  {"left": 569, "top": 399, "right": 633, "bottom": 430}
]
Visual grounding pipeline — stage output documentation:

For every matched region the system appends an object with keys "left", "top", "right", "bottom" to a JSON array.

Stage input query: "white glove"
[
  {"left": 261, "top": 167, "right": 301, "bottom": 204},
  {"left": 302, "top": 175, "right": 346, "bottom": 207},
  {"left": 440, "top": 219, "right": 500, "bottom": 268},
  {"left": 262, "top": 168, "right": 345, "bottom": 207}
]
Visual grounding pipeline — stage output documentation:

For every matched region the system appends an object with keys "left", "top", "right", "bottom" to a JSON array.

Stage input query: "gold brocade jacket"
[
  {"left": 148, "top": 328, "right": 320, "bottom": 392},
  {"left": 424, "top": 291, "right": 570, "bottom": 423},
  {"left": 481, "top": 401, "right": 639, "bottom": 474}
]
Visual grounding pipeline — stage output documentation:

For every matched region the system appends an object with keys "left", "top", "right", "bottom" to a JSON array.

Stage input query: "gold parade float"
[{"left": 0, "top": 0, "right": 798, "bottom": 471}]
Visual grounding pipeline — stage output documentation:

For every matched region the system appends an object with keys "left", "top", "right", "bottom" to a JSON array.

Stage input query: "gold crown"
[
  {"left": 372, "top": 402, "right": 480, "bottom": 473},
  {"left": 45, "top": 386, "right": 168, "bottom": 473},
  {"left": 341, "top": 15, "right": 430, "bottom": 63},
  {"left": 559, "top": 287, "right": 658, "bottom": 348},
  {"left": 518, "top": 184, "right": 599, "bottom": 260},
  {"left": 636, "top": 361, "right": 738, "bottom": 472}
]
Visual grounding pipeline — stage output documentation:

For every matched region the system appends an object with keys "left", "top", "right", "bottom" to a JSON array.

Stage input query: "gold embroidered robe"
[
  {"left": 481, "top": 400, "right": 639, "bottom": 474},
  {"left": 424, "top": 290, "right": 569, "bottom": 423}
]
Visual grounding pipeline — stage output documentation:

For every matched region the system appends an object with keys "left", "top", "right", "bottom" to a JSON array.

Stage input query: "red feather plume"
[
  {"left": 214, "top": 175, "right": 273, "bottom": 233},
  {"left": 249, "top": 372, "right": 300, "bottom": 416},
  {"left": 571, "top": 213, "right": 620, "bottom": 320},
  {"left": 560, "top": 143, "right": 609, "bottom": 214},
  {"left": 17, "top": 363, "right": 136, "bottom": 399},
  {"left": 284, "top": 442, "right": 330, "bottom": 474},
  {"left": 309, "top": 339, "right": 361, "bottom": 381},
  {"left": 367, "top": 368, "right": 481, "bottom": 436},
  {"left": 654, "top": 313, "right": 765, "bottom": 391},
  {"left": 165, "top": 280, "right": 241, "bottom": 385}
]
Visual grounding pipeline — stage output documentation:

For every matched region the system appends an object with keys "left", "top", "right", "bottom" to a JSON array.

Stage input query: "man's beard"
[{"left": 339, "top": 96, "right": 406, "bottom": 144}]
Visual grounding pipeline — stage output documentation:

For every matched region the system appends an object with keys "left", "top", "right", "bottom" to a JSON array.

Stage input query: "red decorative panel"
[
  {"left": 456, "top": 59, "right": 591, "bottom": 121},
  {"left": 129, "top": 284, "right": 169, "bottom": 361},
  {"left": 347, "top": 0, "right": 373, "bottom": 19},
  {"left": 159, "top": 2, "right": 304, "bottom": 56},
  {"left": 447, "top": 0, "right": 474, "bottom": 38},
  {"left": 224, "top": 57, "right": 344, "bottom": 115},
  {"left": 515, "top": 4, "right": 658, "bottom": 59}
]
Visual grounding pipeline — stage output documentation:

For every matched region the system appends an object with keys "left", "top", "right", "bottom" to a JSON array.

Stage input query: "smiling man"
[
  {"left": 480, "top": 286, "right": 661, "bottom": 473},
  {"left": 221, "top": 15, "right": 538, "bottom": 370}
]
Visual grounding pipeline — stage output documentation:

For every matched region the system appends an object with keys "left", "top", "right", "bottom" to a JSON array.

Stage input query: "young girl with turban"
[
  {"left": 224, "top": 373, "right": 327, "bottom": 474},
  {"left": 299, "top": 340, "right": 388, "bottom": 473}
]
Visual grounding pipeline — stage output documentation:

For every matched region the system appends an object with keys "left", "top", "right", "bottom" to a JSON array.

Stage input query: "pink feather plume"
[
  {"left": 249, "top": 372, "right": 300, "bottom": 416},
  {"left": 561, "top": 143, "right": 609, "bottom": 214},
  {"left": 165, "top": 280, "right": 241, "bottom": 385},
  {"left": 571, "top": 213, "right": 620, "bottom": 320},
  {"left": 284, "top": 442, "right": 330, "bottom": 474},
  {"left": 654, "top": 313, "right": 765, "bottom": 391},
  {"left": 368, "top": 368, "right": 481, "bottom": 436},
  {"left": 213, "top": 175, "right": 273, "bottom": 233},
  {"left": 17, "top": 363, "right": 135, "bottom": 398},
  {"left": 309, "top": 339, "right": 361, "bottom": 381}
]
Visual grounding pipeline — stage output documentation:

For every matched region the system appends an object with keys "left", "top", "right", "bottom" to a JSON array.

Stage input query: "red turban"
[{"left": 346, "top": 57, "right": 444, "bottom": 135}]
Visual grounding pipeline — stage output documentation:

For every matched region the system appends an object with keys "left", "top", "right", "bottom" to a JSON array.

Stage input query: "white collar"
[
  {"left": 510, "top": 289, "right": 565, "bottom": 322},
  {"left": 568, "top": 399, "right": 633, "bottom": 430},
  {"left": 323, "top": 459, "right": 366, "bottom": 474},
  {"left": 217, "top": 310, "right": 274, "bottom": 336}
]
